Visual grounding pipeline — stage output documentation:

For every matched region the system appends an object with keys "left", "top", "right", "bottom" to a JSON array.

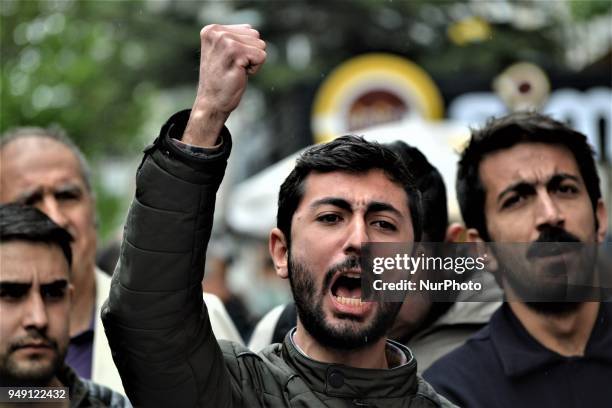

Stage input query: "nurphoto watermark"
[{"left": 360, "top": 242, "right": 612, "bottom": 302}]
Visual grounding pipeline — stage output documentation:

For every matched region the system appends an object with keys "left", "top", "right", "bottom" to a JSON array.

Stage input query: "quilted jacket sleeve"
[{"left": 101, "top": 111, "right": 240, "bottom": 407}]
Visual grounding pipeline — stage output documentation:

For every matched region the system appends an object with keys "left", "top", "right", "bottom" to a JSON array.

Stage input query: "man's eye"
[
  {"left": 501, "top": 195, "right": 523, "bottom": 209},
  {"left": 41, "top": 286, "right": 66, "bottom": 300},
  {"left": 21, "top": 194, "right": 42, "bottom": 206},
  {"left": 55, "top": 190, "right": 81, "bottom": 201},
  {"left": 372, "top": 220, "right": 397, "bottom": 231},
  {"left": 24, "top": 197, "right": 37, "bottom": 206},
  {"left": 317, "top": 214, "right": 341, "bottom": 224},
  {"left": 557, "top": 185, "right": 578, "bottom": 195}
]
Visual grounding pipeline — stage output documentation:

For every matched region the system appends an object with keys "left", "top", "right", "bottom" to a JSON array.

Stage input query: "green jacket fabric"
[{"left": 101, "top": 111, "right": 457, "bottom": 408}]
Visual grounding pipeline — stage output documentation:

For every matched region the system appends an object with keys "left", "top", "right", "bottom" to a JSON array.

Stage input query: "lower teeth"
[{"left": 335, "top": 296, "right": 362, "bottom": 306}]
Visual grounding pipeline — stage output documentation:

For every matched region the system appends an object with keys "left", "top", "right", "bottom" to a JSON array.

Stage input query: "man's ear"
[
  {"left": 464, "top": 227, "right": 482, "bottom": 243},
  {"left": 595, "top": 198, "right": 608, "bottom": 243},
  {"left": 465, "top": 227, "right": 499, "bottom": 272},
  {"left": 445, "top": 222, "right": 466, "bottom": 242},
  {"left": 269, "top": 228, "right": 289, "bottom": 279}
]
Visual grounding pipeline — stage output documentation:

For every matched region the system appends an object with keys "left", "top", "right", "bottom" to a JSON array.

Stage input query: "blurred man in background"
[
  {"left": 202, "top": 235, "right": 256, "bottom": 342},
  {"left": 424, "top": 112, "right": 611, "bottom": 408},
  {"left": 385, "top": 141, "right": 502, "bottom": 370},
  {"left": 0, "top": 204, "right": 130, "bottom": 407}
]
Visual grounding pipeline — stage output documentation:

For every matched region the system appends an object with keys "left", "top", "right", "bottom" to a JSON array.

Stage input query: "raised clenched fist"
[{"left": 183, "top": 24, "right": 267, "bottom": 147}]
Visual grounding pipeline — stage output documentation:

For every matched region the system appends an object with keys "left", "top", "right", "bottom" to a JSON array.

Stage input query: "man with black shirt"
[{"left": 424, "top": 112, "right": 611, "bottom": 408}]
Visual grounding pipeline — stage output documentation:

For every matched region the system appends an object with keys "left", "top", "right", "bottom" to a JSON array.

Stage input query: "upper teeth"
[{"left": 345, "top": 272, "right": 360, "bottom": 278}]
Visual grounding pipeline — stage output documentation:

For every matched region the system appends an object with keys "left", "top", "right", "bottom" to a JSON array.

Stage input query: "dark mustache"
[
  {"left": 526, "top": 226, "right": 581, "bottom": 259},
  {"left": 322, "top": 256, "right": 361, "bottom": 292},
  {"left": 534, "top": 226, "right": 581, "bottom": 243}
]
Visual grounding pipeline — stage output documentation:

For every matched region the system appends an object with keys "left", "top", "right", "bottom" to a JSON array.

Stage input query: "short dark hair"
[
  {"left": 457, "top": 111, "right": 601, "bottom": 240},
  {"left": 0, "top": 203, "right": 73, "bottom": 267},
  {"left": 386, "top": 141, "right": 448, "bottom": 242},
  {"left": 277, "top": 135, "right": 423, "bottom": 246}
]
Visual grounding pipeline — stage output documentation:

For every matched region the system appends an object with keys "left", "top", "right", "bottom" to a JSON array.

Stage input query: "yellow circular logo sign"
[{"left": 312, "top": 53, "right": 444, "bottom": 144}]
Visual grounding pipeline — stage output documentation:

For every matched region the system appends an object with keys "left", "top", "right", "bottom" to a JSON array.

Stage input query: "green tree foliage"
[
  {"left": 570, "top": 0, "right": 612, "bottom": 21},
  {"left": 2, "top": 0, "right": 151, "bottom": 155},
  {"left": 0, "top": 0, "right": 199, "bottom": 240}
]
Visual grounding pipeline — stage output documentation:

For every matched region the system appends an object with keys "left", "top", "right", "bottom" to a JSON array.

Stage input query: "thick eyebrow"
[
  {"left": 548, "top": 173, "right": 581, "bottom": 189},
  {"left": 13, "top": 182, "right": 84, "bottom": 204},
  {"left": 366, "top": 201, "right": 403, "bottom": 218},
  {"left": 55, "top": 183, "right": 83, "bottom": 194},
  {"left": 310, "top": 197, "right": 403, "bottom": 218},
  {"left": 0, "top": 279, "right": 68, "bottom": 290},
  {"left": 496, "top": 173, "right": 581, "bottom": 204},
  {"left": 0, "top": 282, "right": 32, "bottom": 291},
  {"left": 310, "top": 197, "right": 352, "bottom": 211}
]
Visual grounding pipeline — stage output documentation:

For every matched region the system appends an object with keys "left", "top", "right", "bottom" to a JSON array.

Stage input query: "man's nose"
[
  {"left": 23, "top": 292, "right": 48, "bottom": 331},
  {"left": 39, "top": 196, "right": 69, "bottom": 228},
  {"left": 535, "top": 191, "right": 564, "bottom": 230},
  {"left": 344, "top": 218, "right": 369, "bottom": 255}
]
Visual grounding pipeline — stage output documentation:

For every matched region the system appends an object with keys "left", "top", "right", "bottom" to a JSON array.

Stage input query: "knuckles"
[
  {"left": 201, "top": 24, "right": 223, "bottom": 45},
  {"left": 198, "top": 24, "right": 266, "bottom": 70},
  {"left": 200, "top": 24, "right": 264, "bottom": 48},
  {"left": 199, "top": 24, "right": 215, "bottom": 40}
]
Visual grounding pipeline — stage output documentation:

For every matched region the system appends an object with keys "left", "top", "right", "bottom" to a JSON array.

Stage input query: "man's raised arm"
[
  {"left": 101, "top": 25, "right": 265, "bottom": 407},
  {"left": 184, "top": 24, "right": 266, "bottom": 147}
]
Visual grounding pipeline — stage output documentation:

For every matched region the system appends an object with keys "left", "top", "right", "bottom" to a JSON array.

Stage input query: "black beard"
[
  {"left": 524, "top": 301, "right": 582, "bottom": 316},
  {"left": 288, "top": 251, "right": 401, "bottom": 351},
  {"left": 0, "top": 335, "right": 64, "bottom": 387},
  {"left": 496, "top": 226, "right": 598, "bottom": 307}
]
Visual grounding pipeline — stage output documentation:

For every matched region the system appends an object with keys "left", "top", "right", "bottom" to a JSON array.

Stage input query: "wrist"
[{"left": 182, "top": 100, "right": 230, "bottom": 147}]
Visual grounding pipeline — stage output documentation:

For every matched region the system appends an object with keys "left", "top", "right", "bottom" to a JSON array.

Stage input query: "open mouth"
[{"left": 330, "top": 271, "right": 363, "bottom": 306}]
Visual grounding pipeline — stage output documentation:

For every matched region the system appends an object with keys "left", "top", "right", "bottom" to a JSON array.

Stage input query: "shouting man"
[{"left": 102, "top": 24, "right": 454, "bottom": 407}]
